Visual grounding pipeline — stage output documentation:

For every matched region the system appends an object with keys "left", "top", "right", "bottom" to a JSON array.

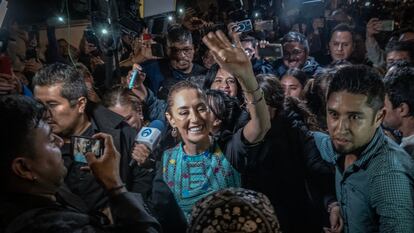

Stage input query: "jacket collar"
[{"left": 86, "top": 103, "right": 124, "bottom": 150}]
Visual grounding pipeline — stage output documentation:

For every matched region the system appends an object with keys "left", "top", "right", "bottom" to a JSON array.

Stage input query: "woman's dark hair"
[
  {"left": 284, "top": 96, "right": 321, "bottom": 132},
  {"left": 206, "top": 89, "right": 241, "bottom": 132},
  {"left": 102, "top": 85, "right": 143, "bottom": 113},
  {"left": 282, "top": 68, "right": 309, "bottom": 87},
  {"left": 256, "top": 74, "right": 285, "bottom": 111},
  {"left": 303, "top": 71, "right": 334, "bottom": 130}
]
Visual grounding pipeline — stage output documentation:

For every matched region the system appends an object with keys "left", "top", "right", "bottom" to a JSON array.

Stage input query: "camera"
[{"left": 71, "top": 136, "right": 103, "bottom": 163}]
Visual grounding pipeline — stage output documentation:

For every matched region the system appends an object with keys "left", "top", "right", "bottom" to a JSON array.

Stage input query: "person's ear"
[
  {"left": 399, "top": 102, "right": 410, "bottom": 118},
  {"left": 374, "top": 108, "right": 386, "bottom": 127},
  {"left": 165, "top": 112, "right": 176, "bottom": 128},
  {"left": 11, "top": 157, "right": 36, "bottom": 181},
  {"left": 77, "top": 96, "right": 87, "bottom": 113}
]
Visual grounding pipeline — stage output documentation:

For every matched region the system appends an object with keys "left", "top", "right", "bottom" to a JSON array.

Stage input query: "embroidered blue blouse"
[{"left": 162, "top": 142, "right": 241, "bottom": 220}]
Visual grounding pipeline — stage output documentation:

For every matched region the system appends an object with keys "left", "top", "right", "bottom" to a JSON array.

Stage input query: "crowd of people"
[{"left": 1, "top": 1, "right": 414, "bottom": 233}]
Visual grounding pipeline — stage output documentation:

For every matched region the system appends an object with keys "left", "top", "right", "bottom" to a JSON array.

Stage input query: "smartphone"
[
  {"left": 258, "top": 43, "right": 283, "bottom": 59},
  {"left": 151, "top": 43, "right": 165, "bottom": 58},
  {"left": 234, "top": 19, "right": 253, "bottom": 33},
  {"left": 380, "top": 20, "right": 394, "bottom": 32},
  {"left": 71, "top": 136, "right": 103, "bottom": 163}
]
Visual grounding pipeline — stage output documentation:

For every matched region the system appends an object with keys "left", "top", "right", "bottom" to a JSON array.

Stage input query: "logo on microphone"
[{"left": 141, "top": 128, "right": 152, "bottom": 137}]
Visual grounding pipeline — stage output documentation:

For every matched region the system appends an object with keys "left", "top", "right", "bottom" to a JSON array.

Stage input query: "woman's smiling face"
[{"left": 166, "top": 88, "right": 211, "bottom": 148}]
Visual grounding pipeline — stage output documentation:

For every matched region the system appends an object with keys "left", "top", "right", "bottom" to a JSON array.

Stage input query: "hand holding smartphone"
[{"left": 71, "top": 136, "right": 104, "bottom": 163}]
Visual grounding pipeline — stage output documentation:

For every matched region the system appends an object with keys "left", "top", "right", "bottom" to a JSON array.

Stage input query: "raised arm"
[{"left": 202, "top": 31, "right": 271, "bottom": 143}]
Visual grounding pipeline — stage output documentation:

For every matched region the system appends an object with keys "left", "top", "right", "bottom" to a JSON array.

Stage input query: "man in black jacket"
[
  {"left": 33, "top": 63, "right": 153, "bottom": 212},
  {"left": 0, "top": 95, "right": 160, "bottom": 233}
]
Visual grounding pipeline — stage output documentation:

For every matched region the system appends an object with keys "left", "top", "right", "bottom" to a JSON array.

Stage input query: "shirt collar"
[{"left": 401, "top": 134, "right": 414, "bottom": 147}]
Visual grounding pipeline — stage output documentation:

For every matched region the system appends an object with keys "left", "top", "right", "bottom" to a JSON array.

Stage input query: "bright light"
[
  {"left": 255, "top": 12, "right": 260, "bottom": 18},
  {"left": 168, "top": 16, "right": 174, "bottom": 21},
  {"left": 58, "top": 16, "right": 64, "bottom": 22},
  {"left": 179, "top": 8, "right": 184, "bottom": 14},
  {"left": 101, "top": 28, "right": 108, "bottom": 34}
]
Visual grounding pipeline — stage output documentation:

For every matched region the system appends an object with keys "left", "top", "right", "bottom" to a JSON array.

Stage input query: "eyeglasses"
[
  {"left": 169, "top": 46, "right": 194, "bottom": 55},
  {"left": 283, "top": 49, "right": 304, "bottom": 59}
]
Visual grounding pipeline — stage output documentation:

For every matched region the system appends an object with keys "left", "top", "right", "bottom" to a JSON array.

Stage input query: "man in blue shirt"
[
  {"left": 142, "top": 27, "right": 206, "bottom": 100},
  {"left": 313, "top": 65, "right": 414, "bottom": 233}
]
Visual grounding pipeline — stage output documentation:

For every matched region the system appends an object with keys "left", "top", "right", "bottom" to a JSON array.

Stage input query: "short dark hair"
[
  {"left": 384, "top": 66, "right": 414, "bottom": 117},
  {"left": 385, "top": 41, "right": 414, "bottom": 61},
  {"left": 327, "top": 65, "right": 385, "bottom": 113},
  {"left": 33, "top": 63, "right": 88, "bottom": 106},
  {"left": 240, "top": 35, "right": 257, "bottom": 48},
  {"left": 330, "top": 23, "right": 355, "bottom": 44},
  {"left": 281, "top": 32, "right": 309, "bottom": 53},
  {"left": 166, "top": 27, "right": 193, "bottom": 46},
  {"left": 256, "top": 74, "right": 284, "bottom": 110},
  {"left": 0, "top": 95, "right": 47, "bottom": 179}
]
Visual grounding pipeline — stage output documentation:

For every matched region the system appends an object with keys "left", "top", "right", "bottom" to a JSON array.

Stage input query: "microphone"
[{"left": 129, "top": 120, "right": 166, "bottom": 167}]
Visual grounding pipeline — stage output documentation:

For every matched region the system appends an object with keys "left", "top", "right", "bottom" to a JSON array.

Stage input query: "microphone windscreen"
[{"left": 148, "top": 120, "right": 166, "bottom": 134}]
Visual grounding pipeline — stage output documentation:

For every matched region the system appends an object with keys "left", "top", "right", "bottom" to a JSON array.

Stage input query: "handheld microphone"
[
  {"left": 128, "top": 69, "right": 139, "bottom": 89},
  {"left": 129, "top": 120, "right": 166, "bottom": 167}
]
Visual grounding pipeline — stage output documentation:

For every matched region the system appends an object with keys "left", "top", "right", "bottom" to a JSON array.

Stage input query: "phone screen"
[
  {"left": 380, "top": 20, "right": 394, "bottom": 32},
  {"left": 258, "top": 44, "right": 283, "bottom": 59},
  {"left": 71, "top": 136, "right": 103, "bottom": 163},
  {"left": 151, "top": 43, "right": 165, "bottom": 58}
]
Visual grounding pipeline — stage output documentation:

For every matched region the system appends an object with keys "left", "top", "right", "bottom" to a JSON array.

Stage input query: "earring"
[{"left": 171, "top": 127, "right": 178, "bottom": 138}]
